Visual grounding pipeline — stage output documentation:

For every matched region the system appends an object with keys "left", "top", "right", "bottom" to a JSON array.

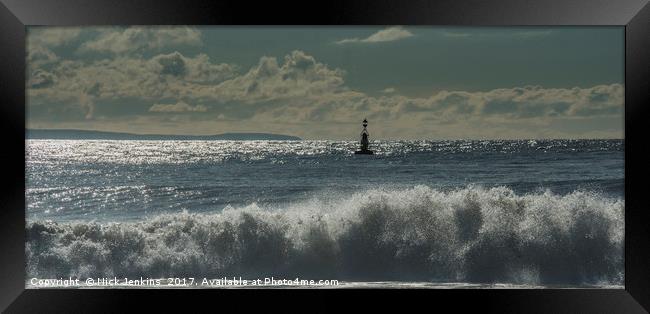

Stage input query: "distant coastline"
[{"left": 26, "top": 129, "right": 302, "bottom": 141}]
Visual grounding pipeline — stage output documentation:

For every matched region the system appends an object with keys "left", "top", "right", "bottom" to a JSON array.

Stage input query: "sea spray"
[{"left": 26, "top": 185, "right": 624, "bottom": 285}]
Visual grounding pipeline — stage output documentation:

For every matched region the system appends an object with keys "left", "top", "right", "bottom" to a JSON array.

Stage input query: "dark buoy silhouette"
[{"left": 354, "top": 118, "right": 374, "bottom": 155}]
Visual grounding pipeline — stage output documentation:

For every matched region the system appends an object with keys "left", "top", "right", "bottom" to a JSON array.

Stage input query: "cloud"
[
  {"left": 27, "top": 28, "right": 83, "bottom": 70},
  {"left": 206, "top": 50, "right": 349, "bottom": 103},
  {"left": 28, "top": 45, "right": 623, "bottom": 125},
  {"left": 149, "top": 101, "right": 208, "bottom": 113},
  {"left": 154, "top": 52, "right": 187, "bottom": 76},
  {"left": 26, "top": 30, "right": 623, "bottom": 139},
  {"left": 28, "top": 70, "right": 55, "bottom": 89},
  {"left": 78, "top": 93, "right": 95, "bottom": 120},
  {"left": 27, "top": 45, "right": 59, "bottom": 66},
  {"left": 27, "top": 51, "right": 239, "bottom": 106},
  {"left": 28, "top": 28, "right": 82, "bottom": 47},
  {"left": 79, "top": 27, "right": 202, "bottom": 54},
  {"left": 256, "top": 84, "right": 623, "bottom": 126},
  {"left": 336, "top": 26, "right": 414, "bottom": 44},
  {"left": 154, "top": 52, "right": 239, "bottom": 83},
  {"left": 442, "top": 30, "right": 553, "bottom": 39},
  {"left": 386, "top": 84, "right": 623, "bottom": 120}
]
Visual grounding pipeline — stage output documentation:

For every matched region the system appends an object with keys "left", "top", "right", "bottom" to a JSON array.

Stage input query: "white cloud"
[
  {"left": 208, "top": 50, "right": 348, "bottom": 103},
  {"left": 27, "top": 46, "right": 59, "bottom": 69},
  {"left": 149, "top": 101, "right": 208, "bottom": 113},
  {"left": 28, "top": 69, "right": 55, "bottom": 89},
  {"left": 28, "top": 46, "right": 623, "bottom": 124},
  {"left": 79, "top": 27, "right": 202, "bottom": 54},
  {"left": 442, "top": 30, "right": 553, "bottom": 39},
  {"left": 256, "top": 83, "right": 623, "bottom": 127},
  {"left": 27, "top": 28, "right": 83, "bottom": 69},
  {"left": 27, "top": 51, "right": 239, "bottom": 104},
  {"left": 150, "top": 51, "right": 239, "bottom": 83},
  {"left": 29, "top": 28, "right": 82, "bottom": 47},
  {"left": 26, "top": 39, "right": 623, "bottom": 139},
  {"left": 358, "top": 84, "right": 623, "bottom": 121},
  {"left": 336, "top": 26, "right": 414, "bottom": 44}
]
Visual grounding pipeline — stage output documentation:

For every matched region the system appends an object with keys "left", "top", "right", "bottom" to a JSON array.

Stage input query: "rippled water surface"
[
  {"left": 26, "top": 139, "right": 623, "bottom": 221},
  {"left": 25, "top": 139, "right": 624, "bottom": 286}
]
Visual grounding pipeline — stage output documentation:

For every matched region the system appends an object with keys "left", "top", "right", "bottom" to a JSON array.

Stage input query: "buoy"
[{"left": 354, "top": 118, "right": 374, "bottom": 155}]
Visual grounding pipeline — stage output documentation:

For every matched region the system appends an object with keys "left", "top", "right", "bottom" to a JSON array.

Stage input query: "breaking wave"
[{"left": 26, "top": 185, "right": 624, "bottom": 285}]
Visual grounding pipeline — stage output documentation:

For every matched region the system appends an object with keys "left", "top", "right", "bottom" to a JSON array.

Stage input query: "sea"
[{"left": 25, "top": 139, "right": 625, "bottom": 288}]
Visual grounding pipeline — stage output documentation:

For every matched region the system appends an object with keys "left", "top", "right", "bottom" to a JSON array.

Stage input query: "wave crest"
[{"left": 26, "top": 185, "right": 624, "bottom": 285}]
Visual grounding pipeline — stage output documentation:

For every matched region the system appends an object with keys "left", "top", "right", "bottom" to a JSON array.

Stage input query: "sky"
[{"left": 26, "top": 26, "right": 624, "bottom": 140}]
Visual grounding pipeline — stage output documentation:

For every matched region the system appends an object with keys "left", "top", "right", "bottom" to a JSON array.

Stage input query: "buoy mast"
[{"left": 354, "top": 118, "right": 374, "bottom": 155}]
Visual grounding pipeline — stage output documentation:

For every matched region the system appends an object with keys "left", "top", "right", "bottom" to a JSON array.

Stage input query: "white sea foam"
[{"left": 26, "top": 185, "right": 624, "bottom": 285}]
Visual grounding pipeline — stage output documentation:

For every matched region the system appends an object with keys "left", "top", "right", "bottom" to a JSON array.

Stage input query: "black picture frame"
[{"left": 1, "top": 0, "right": 648, "bottom": 312}]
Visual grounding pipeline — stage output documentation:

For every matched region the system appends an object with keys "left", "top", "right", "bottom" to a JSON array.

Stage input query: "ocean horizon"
[{"left": 25, "top": 139, "right": 624, "bottom": 288}]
